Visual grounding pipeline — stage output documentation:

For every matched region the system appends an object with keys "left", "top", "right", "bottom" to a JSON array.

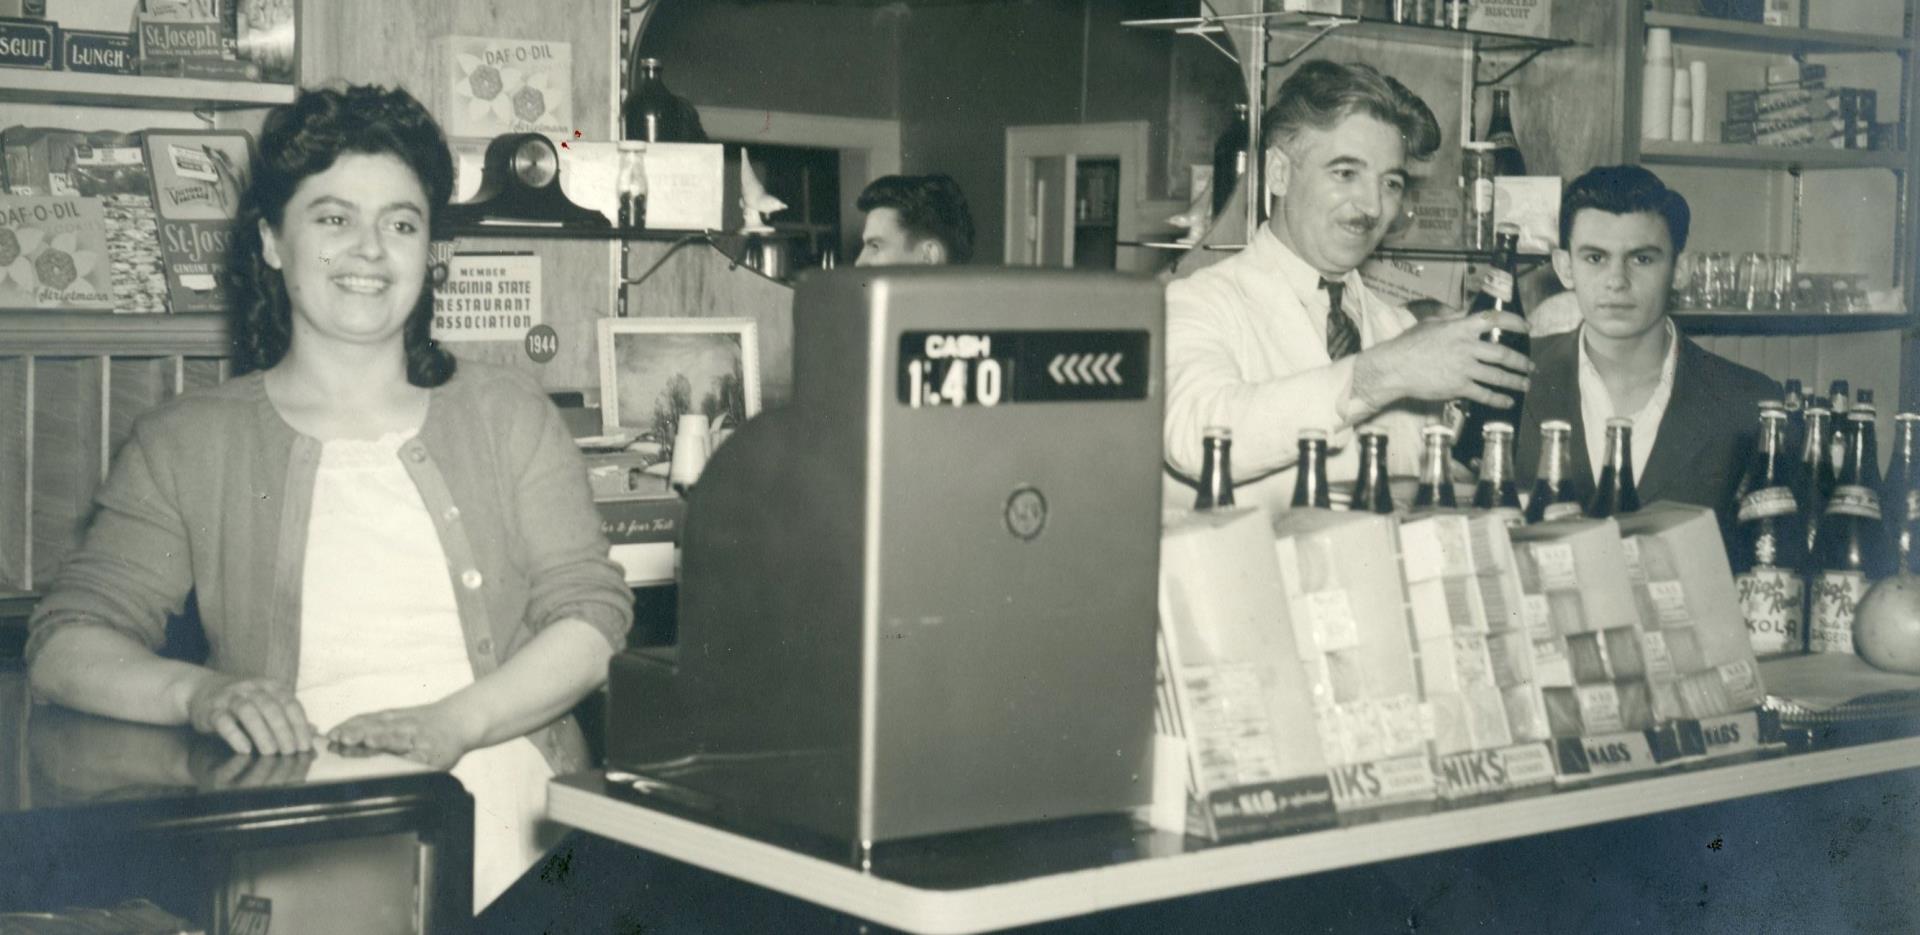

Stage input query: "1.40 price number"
[{"left": 904, "top": 356, "right": 1006, "bottom": 408}]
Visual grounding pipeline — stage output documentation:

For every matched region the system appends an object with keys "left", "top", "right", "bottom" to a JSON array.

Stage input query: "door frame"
[{"left": 1003, "top": 121, "right": 1150, "bottom": 267}]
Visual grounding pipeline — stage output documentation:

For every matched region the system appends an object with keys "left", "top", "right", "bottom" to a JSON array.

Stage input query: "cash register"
[{"left": 606, "top": 267, "right": 1164, "bottom": 847}]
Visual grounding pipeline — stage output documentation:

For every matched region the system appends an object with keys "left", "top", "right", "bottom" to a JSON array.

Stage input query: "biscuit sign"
[{"left": 432, "top": 252, "right": 542, "bottom": 343}]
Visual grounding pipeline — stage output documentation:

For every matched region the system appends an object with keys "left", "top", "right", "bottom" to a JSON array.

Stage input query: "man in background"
[
  {"left": 1163, "top": 59, "right": 1532, "bottom": 512},
  {"left": 854, "top": 174, "right": 975, "bottom": 266},
  {"left": 1515, "top": 164, "right": 1779, "bottom": 530}
]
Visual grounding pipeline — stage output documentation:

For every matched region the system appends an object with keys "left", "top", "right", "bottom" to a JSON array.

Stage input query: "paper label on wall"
[{"left": 432, "top": 252, "right": 542, "bottom": 342}]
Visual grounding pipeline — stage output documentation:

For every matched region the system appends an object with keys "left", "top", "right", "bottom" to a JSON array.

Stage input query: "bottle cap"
[
  {"left": 1483, "top": 421, "right": 1514, "bottom": 437},
  {"left": 1462, "top": 141, "right": 1496, "bottom": 151},
  {"left": 1422, "top": 424, "right": 1456, "bottom": 440},
  {"left": 1495, "top": 222, "right": 1521, "bottom": 236},
  {"left": 1805, "top": 405, "right": 1831, "bottom": 416},
  {"left": 1760, "top": 408, "right": 1787, "bottom": 421},
  {"left": 1541, "top": 419, "right": 1573, "bottom": 433},
  {"left": 1605, "top": 416, "right": 1634, "bottom": 429},
  {"left": 1203, "top": 425, "right": 1233, "bottom": 440},
  {"left": 1855, "top": 402, "right": 1878, "bottom": 416},
  {"left": 1357, "top": 425, "right": 1389, "bottom": 438},
  {"left": 1849, "top": 409, "right": 1876, "bottom": 421},
  {"left": 1759, "top": 400, "right": 1784, "bottom": 410},
  {"left": 1896, "top": 412, "right": 1920, "bottom": 422},
  {"left": 1299, "top": 428, "right": 1328, "bottom": 442}
]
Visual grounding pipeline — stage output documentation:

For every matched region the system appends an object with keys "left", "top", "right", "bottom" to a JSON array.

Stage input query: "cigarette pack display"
[
  {"left": 1510, "top": 518, "right": 1642, "bottom": 634},
  {"left": 1618, "top": 505, "right": 1755, "bottom": 672},
  {"left": 142, "top": 129, "right": 252, "bottom": 314},
  {"left": 0, "top": 194, "right": 112, "bottom": 310},
  {"left": 1158, "top": 508, "right": 1336, "bottom": 841},
  {"left": 434, "top": 34, "right": 574, "bottom": 140}
]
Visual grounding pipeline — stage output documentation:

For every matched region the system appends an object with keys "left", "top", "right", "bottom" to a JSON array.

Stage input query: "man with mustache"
[{"left": 1164, "top": 60, "right": 1533, "bottom": 512}]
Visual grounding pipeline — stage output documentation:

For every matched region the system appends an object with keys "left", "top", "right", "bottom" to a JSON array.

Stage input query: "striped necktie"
[{"left": 1321, "top": 278, "right": 1360, "bottom": 360}]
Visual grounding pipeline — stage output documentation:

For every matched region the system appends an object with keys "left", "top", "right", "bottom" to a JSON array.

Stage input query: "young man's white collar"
[{"left": 1576, "top": 318, "right": 1679, "bottom": 486}]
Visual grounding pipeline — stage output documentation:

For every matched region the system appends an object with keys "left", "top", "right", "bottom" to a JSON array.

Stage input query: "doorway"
[{"left": 1004, "top": 121, "right": 1149, "bottom": 270}]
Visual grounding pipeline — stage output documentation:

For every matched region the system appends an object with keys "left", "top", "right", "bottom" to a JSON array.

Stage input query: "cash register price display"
[{"left": 896, "top": 329, "right": 1150, "bottom": 408}]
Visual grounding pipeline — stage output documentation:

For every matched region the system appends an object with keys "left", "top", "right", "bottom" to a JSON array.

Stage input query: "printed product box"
[
  {"left": 0, "top": 195, "right": 113, "bottom": 310},
  {"left": 1159, "top": 508, "right": 1336, "bottom": 841},
  {"left": 69, "top": 138, "right": 166, "bottom": 314},
  {"left": 143, "top": 129, "right": 252, "bottom": 314},
  {"left": 435, "top": 35, "right": 573, "bottom": 140}
]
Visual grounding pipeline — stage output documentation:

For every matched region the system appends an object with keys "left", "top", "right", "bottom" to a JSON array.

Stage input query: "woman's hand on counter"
[
  {"left": 325, "top": 700, "right": 485, "bottom": 770},
  {"left": 185, "top": 672, "right": 317, "bottom": 757}
]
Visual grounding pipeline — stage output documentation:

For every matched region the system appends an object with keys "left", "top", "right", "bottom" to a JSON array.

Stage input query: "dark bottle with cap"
[
  {"left": 1733, "top": 401, "right": 1788, "bottom": 506},
  {"left": 1809, "top": 412, "right": 1895, "bottom": 653},
  {"left": 1211, "top": 103, "right": 1250, "bottom": 217},
  {"left": 1888, "top": 413, "right": 1920, "bottom": 572},
  {"left": 1450, "top": 224, "right": 1528, "bottom": 467},
  {"left": 1525, "top": 419, "right": 1584, "bottom": 524},
  {"left": 1733, "top": 405, "right": 1807, "bottom": 655},
  {"left": 1484, "top": 88, "right": 1528, "bottom": 176},
  {"left": 624, "top": 56, "right": 689, "bottom": 143},
  {"left": 1350, "top": 427, "right": 1395, "bottom": 514},
  {"left": 1798, "top": 402, "right": 1837, "bottom": 552},
  {"left": 1471, "top": 421, "right": 1524, "bottom": 526},
  {"left": 1413, "top": 424, "right": 1458, "bottom": 510},
  {"left": 1291, "top": 429, "right": 1332, "bottom": 509},
  {"left": 1195, "top": 426, "right": 1236, "bottom": 510},
  {"left": 1587, "top": 417, "right": 1641, "bottom": 519}
]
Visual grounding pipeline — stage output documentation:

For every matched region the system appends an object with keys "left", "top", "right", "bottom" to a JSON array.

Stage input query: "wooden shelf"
[
  {"left": 1639, "top": 141, "right": 1907, "bottom": 171},
  {"left": 0, "top": 69, "right": 296, "bottom": 110},
  {"left": 0, "top": 312, "right": 229, "bottom": 357},
  {"left": 1672, "top": 311, "right": 1913, "bottom": 335},
  {"left": 1644, "top": 12, "right": 1914, "bottom": 55}
]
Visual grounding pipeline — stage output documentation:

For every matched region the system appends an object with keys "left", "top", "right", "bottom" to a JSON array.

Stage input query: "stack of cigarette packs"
[
  {"left": 1722, "top": 64, "right": 1878, "bottom": 149},
  {"left": 1154, "top": 501, "right": 1780, "bottom": 841}
]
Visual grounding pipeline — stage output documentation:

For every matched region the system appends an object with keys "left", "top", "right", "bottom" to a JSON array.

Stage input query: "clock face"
[{"left": 896, "top": 330, "right": 1149, "bottom": 409}]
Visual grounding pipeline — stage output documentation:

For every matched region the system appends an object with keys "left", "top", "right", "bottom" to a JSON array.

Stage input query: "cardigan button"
[
  {"left": 461, "top": 569, "right": 484, "bottom": 589},
  {"left": 407, "top": 447, "right": 427, "bottom": 463},
  {"left": 443, "top": 505, "right": 461, "bottom": 522},
  {"left": 476, "top": 637, "right": 493, "bottom": 655}
]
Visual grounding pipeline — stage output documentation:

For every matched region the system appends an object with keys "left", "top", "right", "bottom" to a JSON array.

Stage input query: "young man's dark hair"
[
  {"left": 1557, "top": 163, "right": 1691, "bottom": 253},
  {"left": 854, "top": 173, "right": 975, "bottom": 266}
]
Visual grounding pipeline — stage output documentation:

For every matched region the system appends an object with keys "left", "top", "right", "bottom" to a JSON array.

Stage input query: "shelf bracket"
[
  {"left": 1474, "top": 45, "right": 1552, "bottom": 88},
  {"left": 1264, "top": 17, "right": 1353, "bottom": 69},
  {"left": 1188, "top": 25, "right": 1240, "bottom": 67}
]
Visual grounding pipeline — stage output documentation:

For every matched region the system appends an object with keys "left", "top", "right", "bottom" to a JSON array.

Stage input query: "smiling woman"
[{"left": 24, "top": 85, "right": 634, "bottom": 912}]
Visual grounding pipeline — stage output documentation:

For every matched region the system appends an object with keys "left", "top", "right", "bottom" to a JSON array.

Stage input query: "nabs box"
[
  {"left": 0, "top": 195, "right": 113, "bottom": 310},
  {"left": 435, "top": 35, "right": 573, "bottom": 140}
]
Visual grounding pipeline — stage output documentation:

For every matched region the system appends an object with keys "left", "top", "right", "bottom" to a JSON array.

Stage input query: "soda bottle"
[
  {"left": 1855, "top": 393, "right": 1883, "bottom": 490},
  {"left": 1350, "top": 427, "right": 1395, "bottom": 515},
  {"left": 1211, "top": 103, "right": 1250, "bottom": 218},
  {"left": 1484, "top": 88, "right": 1528, "bottom": 176},
  {"left": 624, "top": 56, "right": 690, "bottom": 143},
  {"left": 1733, "top": 405, "right": 1807, "bottom": 655},
  {"left": 1733, "top": 400, "right": 1787, "bottom": 507},
  {"left": 1828, "top": 379, "right": 1851, "bottom": 470},
  {"left": 1885, "top": 412, "right": 1920, "bottom": 571},
  {"left": 1471, "top": 421, "right": 1524, "bottom": 527},
  {"left": 1587, "top": 418, "right": 1641, "bottom": 519},
  {"left": 1781, "top": 379, "right": 1806, "bottom": 463},
  {"left": 1809, "top": 412, "right": 1895, "bottom": 654},
  {"left": 1195, "top": 426, "right": 1236, "bottom": 510},
  {"left": 1524, "top": 419, "right": 1584, "bottom": 524},
  {"left": 1798, "top": 402, "right": 1837, "bottom": 551},
  {"left": 1450, "top": 224, "right": 1528, "bottom": 467},
  {"left": 1291, "top": 428, "right": 1332, "bottom": 509},
  {"left": 1413, "top": 424, "right": 1458, "bottom": 510}
]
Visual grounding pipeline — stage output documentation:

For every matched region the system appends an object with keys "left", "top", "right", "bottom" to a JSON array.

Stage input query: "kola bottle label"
[
  {"left": 1825, "top": 485, "right": 1882, "bottom": 521},
  {"left": 1810, "top": 571, "right": 1868, "bottom": 654},
  {"left": 1738, "top": 486, "right": 1797, "bottom": 522},
  {"left": 1737, "top": 566, "right": 1804, "bottom": 655}
]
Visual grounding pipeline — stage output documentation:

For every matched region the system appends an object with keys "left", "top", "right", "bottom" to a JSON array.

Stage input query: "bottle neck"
[
  {"left": 1604, "top": 426, "right": 1633, "bottom": 473},
  {"left": 1896, "top": 423, "right": 1920, "bottom": 475},
  {"left": 1756, "top": 419, "right": 1788, "bottom": 485},
  {"left": 1481, "top": 435, "right": 1515, "bottom": 486},
  {"left": 1420, "top": 439, "right": 1450, "bottom": 485},
  {"left": 1536, "top": 430, "right": 1571, "bottom": 485},
  {"left": 1804, "top": 413, "right": 1831, "bottom": 464},
  {"left": 1840, "top": 422, "right": 1868, "bottom": 484},
  {"left": 1356, "top": 437, "right": 1385, "bottom": 480}
]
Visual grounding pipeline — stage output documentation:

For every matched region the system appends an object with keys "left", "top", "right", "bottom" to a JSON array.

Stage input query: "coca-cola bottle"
[
  {"left": 1587, "top": 417, "right": 1641, "bottom": 519},
  {"left": 1471, "top": 421, "right": 1523, "bottom": 527},
  {"left": 1524, "top": 419, "right": 1584, "bottom": 524},
  {"left": 1885, "top": 412, "right": 1920, "bottom": 571},
  {"left": 1733, "top": 405, "right": 1807, "bottom": 656},
  {"left": 1412, "top": 424, "right": 1458, "bottom": 510},
  {"left": 1450, "top": 224, "right": 1528, "bottom": 467},
  {"left": 1291, "top": 428, "right": 1332, "bottom": 509},
  {"left": 1809, "top": 412, "right": 1895, "bottom": 654},
  {"left": 1350, "top": 427, "right": 1395, "bottom": 514},
  {"left": 1798, "top": 402, "right": 1837, "bottom": 551},
  {"left": 1195, "top": 426, "right": 1236, "bottom": 510}
]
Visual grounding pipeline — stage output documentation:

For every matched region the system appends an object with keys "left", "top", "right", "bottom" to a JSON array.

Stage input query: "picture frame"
[{"left": 596, "top": 316, "right": 761, "bottom": 449}]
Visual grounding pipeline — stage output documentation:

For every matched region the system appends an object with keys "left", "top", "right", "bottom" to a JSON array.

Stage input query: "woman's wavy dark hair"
[{"left": 226, "top": 84, "right": 458, "bottom": 386}]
